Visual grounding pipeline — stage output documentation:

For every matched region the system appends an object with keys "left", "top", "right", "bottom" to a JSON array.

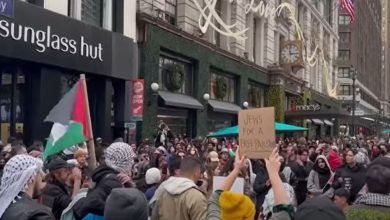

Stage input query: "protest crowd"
[{"left": 0, "top": 122, "right": 390, "bottom": 220}]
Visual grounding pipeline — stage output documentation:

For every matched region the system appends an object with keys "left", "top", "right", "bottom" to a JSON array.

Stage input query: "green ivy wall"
[
  {"left": 265, "top": 85, "right": 286, "bottom": 122},
  {"left": 139, "top": 23, "right": 270, "bottom": 139}
]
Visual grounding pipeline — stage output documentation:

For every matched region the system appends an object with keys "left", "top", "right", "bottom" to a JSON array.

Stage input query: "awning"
[
  {"left": 158, "top": 91, "right": 203, "bottom": 110},
  {"left": 323, "top": 119, "right": 334, "bottom": 126},
  {"left": 312, "top": 119, "right": 324, "bottom": 125},
  {"left": 208, "top": 100, "right": 241, "bottom": 114},
  {"left": 361, "top": 117, "right": 375, "bottom": 122}
]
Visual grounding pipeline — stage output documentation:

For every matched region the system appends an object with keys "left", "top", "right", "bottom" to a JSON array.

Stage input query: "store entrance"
[{"left": 0, "top": 65, "right": 25, "bottom": 144}]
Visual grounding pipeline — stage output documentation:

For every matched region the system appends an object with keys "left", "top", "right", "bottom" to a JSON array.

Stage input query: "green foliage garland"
[
  {"left": 164, "top": 63, "right": 184, "bottom": 91},
  {"left": 265, "top": 85, "right": 285, "bottom": 122}
]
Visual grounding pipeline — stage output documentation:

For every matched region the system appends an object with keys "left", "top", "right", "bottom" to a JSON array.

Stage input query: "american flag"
[{"left": 341, "top": 0, "right": 355, "bottom": 23}]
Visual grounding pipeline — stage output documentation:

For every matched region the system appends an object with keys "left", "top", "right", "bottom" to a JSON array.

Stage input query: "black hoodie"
[
  {"left": 332, "top": 163, "right": 367, "bottom": 203},
  {"left": 73, "top": 165, "right": 122, "bottom": 219}
]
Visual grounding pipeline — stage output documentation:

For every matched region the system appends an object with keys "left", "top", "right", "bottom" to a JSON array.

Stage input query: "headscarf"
[
  {"left": 0, "top": 155, "right": 43, "bottom": 218},
  {"left": 105, "top": 142, "right": 136, "bottom": 175}
]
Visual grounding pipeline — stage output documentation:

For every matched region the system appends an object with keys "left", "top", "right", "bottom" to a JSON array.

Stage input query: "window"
[
  {"left": 248, "top": 83, "right": 264, "bottom": 108},
  {"left": 338, "top": 50, "right": 350, "bottom": 61},
  {"left": 339, "top": 32, "right": 351, "bottom": 43},
  {"left": 209, "top": 72, "right": 236, "bottom": 103},
  {"left": 81, "top": 0, "right": 103, "bottom": 27},
  {"left": 164, "top": 0, "right": 177, "bottom": 25},
  {"left": 339, "top": 15, "right": 349, "bottom": 25},
  {"left": 338, "top": 85, "right": 351, "bottom": 95},
  {"left": 338, "top": 67, "right": 350, "bottom": 78},
  {"left": 159, "top": 55, "right": 193, "bottom": 95}
]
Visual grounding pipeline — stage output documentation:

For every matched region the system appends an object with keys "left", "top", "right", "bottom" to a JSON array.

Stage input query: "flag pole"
[{"left": 80, "top": 74, "right": 97, "bottom": 170}]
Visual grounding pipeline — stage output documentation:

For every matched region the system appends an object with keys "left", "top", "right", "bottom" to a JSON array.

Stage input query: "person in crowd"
[
  {"left": 151, "top": 157, "right": 207, "bottom": 220},
  {"left": 332, "top": 149, "right": 366, "bottom": 203},
  {"left": 155, "top": 122, "right": 173, "bottom": 148},
  {"left": 41, "top": 158, "right": 82, "bottom": 220},
  {"left": 333, "top": 188, "right": 350, "bottom": 211},
  {"left": 0, "top": 154, "right": 55, "bottom": 220},
  {"left": 207, "top": 146, "right": 255, "bottom": 220},
  {"left": 279, "top": 156, "right": 298, "bottom": 190},
  {"left": 10, "top": 143, "right": 27, "bottom": 157},
  {"left": 307, "top": 155, "right": 334, "bottom": 198},
  {"left": 345, "top": 157, "right": 390, "bottom": 219},
  {"left": 0, "top": 152, "right": 7, "bottom": 182},
  {"left": 295, "top": 149, "right": 314, "bottom": 205},
  {"left": 27, "top": 140, "right": 44, "bottom": 153},
  {"left": 216, "top": 148, "right": 230, "bottom": 175},
  {"left": 253, "top": 160, "right": 271, "bottom": 219},
  {"left": 134, "top": 160, "right": 151, "bottom": 193},
  {"left": 310, "top": 142, "right": 342, "bottom": 172},
  {"left": 73, "top": 149, "right": 90, "bottom": 183},
  {"left": 265, "top": 148, "right": 346, "bottom": 220},
  {"left": 145, "top": 168, "right": 161, "bottom": 201},
  {"left": 104, "top": 188, "right": 148, "bottom": 220},
  {"left": 168, "top": 155, "right": 182, "bottom": 177},
  {"left": 73, "top": 142, "right": 136, "bottom": 219},
  {"left": 204, "top": 151, "right": 220, "bottom": 197},
  {"left": 370, "top": 144, "right": 381, "bottom": 160}
]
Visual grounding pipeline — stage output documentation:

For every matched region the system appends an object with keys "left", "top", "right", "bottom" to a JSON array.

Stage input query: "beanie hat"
[
  {"left": 295, "top": 196, "right": 346, "bottom": 220},
  {"left": 145, "top": 168, "right": 161, "bottom": 185},
  {"left": 105, "top": 142, "right": 136, "bottom": 174},
  {"left": 104, "top": 188, "right": 148, "bottom": 220},
  {"left": 219, "top": 191, "right": 255, "bottom": 220}
]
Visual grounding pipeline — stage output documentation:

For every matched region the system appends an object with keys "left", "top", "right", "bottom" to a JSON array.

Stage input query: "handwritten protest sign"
[{"left": 238, "top": 107, "right": 275, "bottom": 159}]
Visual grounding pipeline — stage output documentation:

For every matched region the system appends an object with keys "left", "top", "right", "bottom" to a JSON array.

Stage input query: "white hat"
[{"left": 145, "top": 168, "right": 161, "bottom": 185}]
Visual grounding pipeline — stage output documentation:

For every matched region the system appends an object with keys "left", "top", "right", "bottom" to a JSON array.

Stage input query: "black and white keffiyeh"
[
  {"left": 0, "top": 155, "right": 43, "bottom": 218},
  {"left": 355, "top": 193, "right": 390, "bottom": 207},
  {"left": 105, "top": 142, "right": 136, "bottom": 175}
]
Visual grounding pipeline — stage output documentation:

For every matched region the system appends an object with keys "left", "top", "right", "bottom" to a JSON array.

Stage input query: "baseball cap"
[
  {"left": 208, "top": 151, "right": 219, "bottom": 162},
  {"left": 220, "top": 148, "right": 229, "bottom": 154},
  {"left": 46, "top": 158, "right": 74, "bottom": 172}
]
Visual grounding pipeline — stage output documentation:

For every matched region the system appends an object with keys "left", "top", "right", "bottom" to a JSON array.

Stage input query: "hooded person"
[
  {"left": 73, "top": 142, "right": 136, "bottom": 219},
  {"left": 332, "top": 149, "right": 367, "bottom": 203},
  {"left": 0, "top": 155, "right": 55, "bottom": 220},
  {"left": 104, "top": 188, "right": 148, "bottom": 220},
  {"left": 150, "top": 157, "right": 207, "bottom": 220},
  {"left": 307, "top": 155, "right": 334, "bottom": 198}
]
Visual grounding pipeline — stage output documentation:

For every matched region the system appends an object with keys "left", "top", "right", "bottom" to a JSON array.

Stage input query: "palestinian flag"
[{"left": 43, "top": 80, "right": 90, "bottom": 159}]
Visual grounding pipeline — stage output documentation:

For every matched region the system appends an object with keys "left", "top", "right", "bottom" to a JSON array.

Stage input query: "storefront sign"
[
  {"left": 293, "top": 104, "right": 321, "bottom": 112},
  {"left": 0, "top": 20, "right": 103, "bottom": 61},
  {"left": 131, "top": 80, "right": 144, "bottom": 118},
  {"left": 0, "top": 0, "right": 13, "bottom": 18},
  {"left": 238, "top": 107, "right": 275, "bottom": 159},
  {"left": 0, "top": 1, "right": 136, "bottom": 80}
]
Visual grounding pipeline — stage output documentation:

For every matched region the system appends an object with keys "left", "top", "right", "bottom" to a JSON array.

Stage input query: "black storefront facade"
[
  {"left": 285, "top": 89, "right": 346, "bottom": 139},
  {"left": 0, "top": 1, "right": 137, "bottom": 144}
]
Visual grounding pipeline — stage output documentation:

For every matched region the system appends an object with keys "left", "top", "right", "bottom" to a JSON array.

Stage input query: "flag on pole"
[
  {"left": 43, "top": 80, "right": 90, "bottom": 159},
  {"left": 341, "top": 0, "right": 355, "bottom": 23}
]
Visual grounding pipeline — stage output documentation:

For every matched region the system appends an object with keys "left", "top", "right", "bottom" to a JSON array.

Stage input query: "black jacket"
[
  {"left": 253, "top": 167, "right": 271, "bottom": 211},
  {"left": 332, "top": 163, "right": 367, "bottom": 202},
  {"left": 1, "top": 193, "right": 55, "bottom": 220},
  {"left": 73, "top": 165, "right": 122, "bottom": 219},
  {"left": 41, "top": 180, "right": 72, "bottom": 220}
]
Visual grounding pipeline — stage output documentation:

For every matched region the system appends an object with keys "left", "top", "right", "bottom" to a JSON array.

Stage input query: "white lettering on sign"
[
  {"left": 0, "top": 19, "right": 103, "bottom": 61},
  {"left": 295, "top": 104, "right": 321, "bottom": 112},
  {"left": 0, "top": 1, "right": 6, "bottom": 13}
]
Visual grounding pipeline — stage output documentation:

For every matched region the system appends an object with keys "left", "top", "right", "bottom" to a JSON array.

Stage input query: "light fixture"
[
  {"left": 203, "top": 93, "right": 210, "bottom": 101},
  {"left": 243, "top": 101, "right": 249, "bottom": 108},
  {"left": 151, "top": 83, "right": 159, "bottom": 92}
]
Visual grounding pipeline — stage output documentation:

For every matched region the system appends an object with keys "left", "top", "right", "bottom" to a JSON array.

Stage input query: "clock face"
[{"left": 281, "top": 45, "right": 300, "bottom": 64}]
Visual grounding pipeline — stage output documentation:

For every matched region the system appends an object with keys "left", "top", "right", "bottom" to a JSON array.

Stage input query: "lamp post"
[
  {"left": 243, "top": 101, "right": 249, "bottom": 109},
  {"left": 351, "top": 68, "right": 357, "bottom": 137}
]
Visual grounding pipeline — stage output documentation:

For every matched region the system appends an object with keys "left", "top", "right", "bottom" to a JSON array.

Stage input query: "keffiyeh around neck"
[
  {"left": 0, "top": 155, "right": 43, "bottom": 218},
  {"left": 105, "top": 142, "right": 136, "bottom": 175}
]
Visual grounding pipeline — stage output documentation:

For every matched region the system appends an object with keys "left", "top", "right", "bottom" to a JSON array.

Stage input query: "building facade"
[
  {"left": 381, "top": 0, "right": 390, "bottom": 118},
  {"left": 137, "top": 0, "right": 341, "bottom": 139},
  {"left": 337, "top": 0, "right": 386, "bottom": 135},
  {"left": 0, "top": 0, "right": 138, "bottom": 144}
]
